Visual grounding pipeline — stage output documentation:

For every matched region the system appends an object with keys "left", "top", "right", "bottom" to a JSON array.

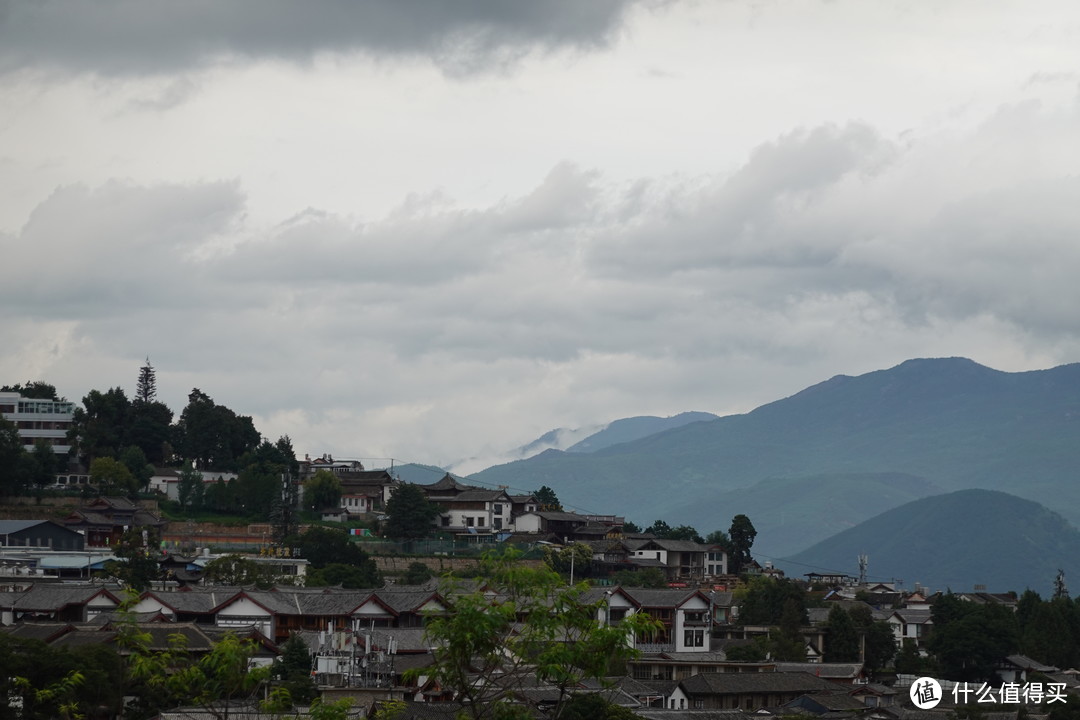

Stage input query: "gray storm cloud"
[{"left": 0, "top": 0, "right": 641, "bottom": 76}]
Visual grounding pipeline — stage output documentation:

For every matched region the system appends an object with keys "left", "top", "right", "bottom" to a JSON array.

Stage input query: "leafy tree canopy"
[
  {"left": 412, "top": 549, "right": 660, "bottom": 720},
  {"left": 1, "top": 381, "right": 60, "bottom": 400},
  {"left": 535, "top": 485, "right": 562, "bottom": 511},
  {"left": 384, "top": 483, "right": 440, "bottom": 540},
  {"left": 303, "top": 469, "right": 343, "bottom": 511},
  {"left": 307, "top": 562, "right": 381, "bottom": 589},
  {"left": 295, "top": 526, "right": 381, "bottom": 584},
  {"left": 728, "top": 514, "right": 757, "bottom": 575},
  {"left": 90, "top": 456, "right": 138, "bottom": 496}
]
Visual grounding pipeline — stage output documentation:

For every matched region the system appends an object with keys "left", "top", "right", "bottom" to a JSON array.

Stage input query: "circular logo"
[{"left": 910, "top": 677, "right": 943, "bottom": 709}]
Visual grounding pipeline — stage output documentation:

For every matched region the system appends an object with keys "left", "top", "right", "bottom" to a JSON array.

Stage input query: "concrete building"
[{"left": 0, "top": 391, "right": 75, "bottom": 455}]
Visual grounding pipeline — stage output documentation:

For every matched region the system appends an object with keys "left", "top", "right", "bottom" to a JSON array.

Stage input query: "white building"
[{"left": 0, "top": 392, "right": 75, "bottom": 454}]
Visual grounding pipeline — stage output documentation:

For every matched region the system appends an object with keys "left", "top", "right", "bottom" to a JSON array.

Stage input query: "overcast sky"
[{"left": 2, "top": 0, "right": 1079, "bottom": 473}]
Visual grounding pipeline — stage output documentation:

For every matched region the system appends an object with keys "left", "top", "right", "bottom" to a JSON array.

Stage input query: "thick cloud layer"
[
  {"left": 0, "top": 0, "right": 640, "bottom": 75},
  {"left": 4, "top": 99, "right": 1079, "bottom": 465},
  {"left": 2, "top": 1, "right": 1078, "bottom": 468}
]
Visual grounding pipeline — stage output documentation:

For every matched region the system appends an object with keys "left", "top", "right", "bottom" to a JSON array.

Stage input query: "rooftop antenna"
[
  {"left": 1055, "top": 569, "right": 1069, "bottom": 600},
  {"left": 858, "top": 554, "right": 868, "bottom": 585}
]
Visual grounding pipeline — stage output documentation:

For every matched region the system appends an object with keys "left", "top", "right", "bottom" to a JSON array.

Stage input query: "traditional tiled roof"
[
  {"left": 8, "top": 583, "right": 121, "bottom": 611},
  {"left": 449, "top": 489, "right": 507, "bottom": 502},
  {"left": 1, "top": 621, "right": 75, "bottom": 642},
  {"left": 681, "top": 671, "right": 839, "bottom": 696},
  {"left": 890, "top": 609, "right": 932, "bottom": 624},
  {"left": 144, "top": 588, "right": 243, "bottom": 614},
  {"left": 535, "top": 511, "right": 590, "bottom": 523},
  {"left": 572, "top": 525, "right": 612, "bottom": 537},
  {"left": 370, "top": 701, "right": 467, "bottom": 720},
  {"left": 637, "top": 712, "right": 757, "bottom": 720},
  {"left": 789, "top": 692, "right": 873, "bottom": 711},
  {"left": 620, "top": 586, "right": 703, "bottom": 608},
  {"left": 375, "top": 589, "right": 444, "bottom": 614},
  {"left": 637, "top": 538, "right": 710, "bottom": 553},
  {"left": 415, "top": 473, "right": 475, "bottom": 493},
  {"left": 1004, "top": 654, "right": 1057, "bottom": 672},
  {"left": 775, "top": 663, "right": 864, "bottom": 679}
]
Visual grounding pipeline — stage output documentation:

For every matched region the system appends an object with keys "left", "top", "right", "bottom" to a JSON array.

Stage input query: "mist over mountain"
[
  {"left": 469, "top": 358, "right": 1080, "bottom": 557},
  {"left": 783, "top": 489, "right": 1080, "bottom": 596},
  {"left": 448, "top": 411, "right": 717, "bottom": 476}
]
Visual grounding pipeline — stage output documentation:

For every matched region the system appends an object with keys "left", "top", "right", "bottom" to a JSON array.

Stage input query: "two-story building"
[
  {"left": 627, "top": 538, "right": 727, "bottom": 583},
  {"left": 0, "top": 391, "right": 75, "bottom": 455}
]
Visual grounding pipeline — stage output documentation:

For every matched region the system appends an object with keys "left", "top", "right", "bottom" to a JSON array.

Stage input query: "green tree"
[
  {"left": 644, "top": 519, "right": 671, "bottom": 537},
  {"left": 172, "top": 388, "right": 260, "bottom": 471},
  {"left": 177, "top": 460, "right": 205, "bottom": 510},
  {"left": 203, "top": 554, "right": 278, "bottom": 588},
  {"left": 704, "top": 529, "right": 730, "bottom": 548},
  {"left": 824, "top": 605, "right": 860, "bottom": 662},
  {"left": 928, "top": 592, "right": 1019, "bottom": 682},
  {"left": 0, "top": 417, "right": 32, "bottom": 497},
  {"left": 105, "top": 527, "right": 163, "bottom": 591},
  {"left": 413, "top": 549, "right": 660, "bottom": 720},
  {"left": 233, "top": 439, "right": 293, "bottom": 518},
  {"left": 2, "top": 381, "right": 60, "bottom": 399},
  {"left": 1, "top": 633, "right": 124, "bottom": 720},
  {"left": 296, "top": 526, "right": 381, "bottom": 578},
  {"left": 535, "top": 485, "right": 562, "bottom": 511},
  {"left": 544, "top": 542, "right": 593, "bottom": 579},
  {"left": 736, "top": 575, "right": 807, "bottom": 626},
  {"left": 725, "top": 639, "right": 768, "bottom": 662},
  {"left": 773, "top": 596, "right": 808, "bottom": 661},
  {"left": 166, "top": 632, "right": 273, "bottom": 719},
  {"left": 864, "top": 619, "right": 898, "bottom": 673},
  {"left": 404, "top": 561, "right": 434, "bottom": 585},
  {"left": 894, "top": 638, "right": 926, "bottom": 675},
  {"left": 69, "top": 387, "right": 131, "bottom": 465},
  {"left": 1022, "top": 597, "right": 1075, "bottom": 668},
  {"left": 272, "top": 634, "right": 317, "bottom": 706},
  {"left": 30, "top": 439, "right": 59, "bottom": 494},
  {"left": 136, "top": 358, "right": 157, "bottom": 403},
  {"left": 849, "top": 604, "right": 896, "bottom": 673},
  {"left": 303, "top": 468, "right": 343, "bottom": 511},
  {"left": 90, "top": 456, "right": 139, "bottom": 495},
  {"left": 560, "top": 693, "right": 645, "bottom": 720},
  {"left": 383, "top": 483, "right": 440, "bottom": 539},
  {"left": 119, "top": 444, "right": 154, "bottom": 490},
  {"left": 728, "top": 514, "right": 757, "bottom": 575},
  {"left": 307, "top": 562, "right": 381, "bottom": 589},
  {"left": 129, "top": 399, "right": 174, "bottom": 465},
  {"left": 665, "top": 525, "right": 704, "bottom": 542},
  {"left": 612, "top": 567, "right": 667, "bottom": 589}
]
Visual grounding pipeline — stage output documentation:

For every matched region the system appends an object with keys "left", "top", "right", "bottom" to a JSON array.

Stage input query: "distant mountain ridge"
[
  {"left": 564, "top": 412, "right": 719, "bottom": 453},
  {"left": 470, "top": 357, "right": 1080, "bottom": 558},
  {"left": 448, "top": 411, "right": 718, "bottom": 475},
  {"left": 784, "top": 489, "right": 1080, "bottom": 595}
]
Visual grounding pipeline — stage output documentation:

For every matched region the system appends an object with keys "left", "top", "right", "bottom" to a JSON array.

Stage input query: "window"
[
  {"left": 494, "top": 504, "right": 503, "bottom": 515},
  {"left": 477, "top": 517, "right": 485, "bottom": 527},
  {"left": 684, "top": 629, "right": 704, "bottom": 647},
  {"left": 493, "top": 518, "right": 503, "bottom": 530},
  {"left": 441, "top": 516, "right": 450, "bottom": 527},
  {"left": 465, "top": 517, "right": 475, "bottom": 527}
]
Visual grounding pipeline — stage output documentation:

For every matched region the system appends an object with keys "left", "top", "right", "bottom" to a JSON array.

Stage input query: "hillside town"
[{"left": 3, "top": 381, "right": 1080, "bottom": 720}]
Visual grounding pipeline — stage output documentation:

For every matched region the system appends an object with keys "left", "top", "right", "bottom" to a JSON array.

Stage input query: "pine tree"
[
  {"left": 824, "top": 605, "right": 860, "bottom": 662},
  {"left": 135, "top": 359, "right": 156, "bottom": 403}
]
